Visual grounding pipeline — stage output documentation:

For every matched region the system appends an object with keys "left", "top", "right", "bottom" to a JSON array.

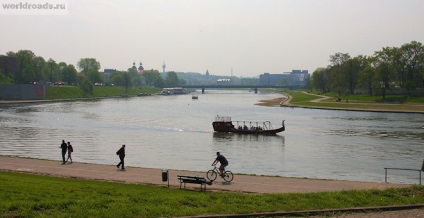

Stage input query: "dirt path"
[{"left": 0, "top": 156, "right": 406, "bottom": 194}]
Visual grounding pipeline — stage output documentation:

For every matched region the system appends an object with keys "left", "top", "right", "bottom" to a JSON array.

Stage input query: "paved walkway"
[{"left": 0, "top": 156, "right": 406, "bottom": 194}]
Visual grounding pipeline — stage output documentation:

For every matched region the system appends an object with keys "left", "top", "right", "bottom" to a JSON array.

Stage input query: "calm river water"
[{"left": 1, "top": 90, "right": 423, "bottom": 184}]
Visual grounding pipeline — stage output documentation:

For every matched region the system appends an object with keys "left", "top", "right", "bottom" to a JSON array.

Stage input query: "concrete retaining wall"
[{"left": 0, "top": 84, "right": 47, "bottom": 100}]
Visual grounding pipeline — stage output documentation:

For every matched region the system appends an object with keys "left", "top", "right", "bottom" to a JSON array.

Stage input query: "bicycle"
[{"left": 206, "top": 165, "right": 234, "bottom": 182}]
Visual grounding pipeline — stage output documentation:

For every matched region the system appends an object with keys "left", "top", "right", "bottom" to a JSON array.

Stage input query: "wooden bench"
[
  {"left": 177, "top": 175, "right": 212, "bottom": 191},
  {"left": 384, "top": 159, "right": 424, "bottom": 185}
]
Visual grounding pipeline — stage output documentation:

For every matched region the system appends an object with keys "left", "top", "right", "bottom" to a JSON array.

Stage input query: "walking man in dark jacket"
[
  {"left": 116, "top": 144, "right": 126, "bottom": 170},
  {"left": 60, "top": 140, "right": 67, "bottom": 164}
]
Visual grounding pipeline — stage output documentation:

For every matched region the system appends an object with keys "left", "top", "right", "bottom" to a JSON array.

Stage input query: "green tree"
[
  {"left": 358, "top": 63, "right": 376, "bottom": 96},
  {"left": 328, "top": 53, "right": 351, "bottom": 94},
  {"left": 311, "top": 68, "right": 329, "bottom": 93},
  {"left": 133, "top": 75, "right": 142, "bottom": 87},
  {"left": 165, "top": 71, "right": 179, "bottom": 86},
  {"left": 124, "top": 71, "right": 131, "bottom": 93},
  {"left": 329, "top": 52, "right": 351, "bottom": 67},
  {"left": 0, "top": 71, "right": 14, "bottom": 84},
  {"left": 13, "top": 50, "right": 37, "bottom": 83},
  {"left": 344, "top": 55, "right": 367, "bottom": 94},
  {"left": 57, "top": 62, "right": 67, "bottom": 82},
  {"left": 110, "top": 71, "right": 125, "bottom": 86},
  {"left": 87, "top": 69, "right": 103, "bottom": 84},
  {"left": 398, "top": 41, "right": 424, "bottom": 91},
  {"left": 77, "top": 58, "right": 100, "bottom": 75},
  {"left": 373, "top": 47, "right": 396, "bottom": 99},
  {"left": 143, "top": 70, "right": 164, "bottom": 87},
  {"left": 109, "top": 71, "right": 133, "bottom": 90},
  {"left": 46, "top": 58, "right": 58, "bottom": 82},
  {"left": 80, "top": 78, "right": 93, "bottom": 96},
  {"left": 128, "top": 68, "right": 142, "bottom": 87},
  {"left": 62, "top": 64, "right": 78, "bottom": 85},
  {"left": 33, "top": 56, "right": 47, "bottom": 82}
]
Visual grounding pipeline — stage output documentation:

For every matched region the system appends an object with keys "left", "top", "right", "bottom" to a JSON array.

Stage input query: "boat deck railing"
[
  {"left": 215, "top": 116, "right": 284, "bottom": 131},
  {"left": 234, "top": 121, "right": 273, "bottom": 130},
  {"left": 215, "top": 115, "right": 232, "bottom": 122}
]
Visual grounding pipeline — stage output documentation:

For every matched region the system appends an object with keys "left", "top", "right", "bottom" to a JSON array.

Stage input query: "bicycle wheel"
[
  {"left": 222, "top": 171, "right": 234, "bottom": 182},
  {"left": 206, "top": 170, "right": 217, "bottom": 181}
]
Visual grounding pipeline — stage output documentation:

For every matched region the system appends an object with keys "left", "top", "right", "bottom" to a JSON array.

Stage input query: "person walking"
[
  {"left": 212, "top": 151, "right": 228, "bottom": 176},
  {"left": 66, "top": 142, "right": 73, "bottom": 163},
  {"left": 116, "top": 144, "right": 125, "bottom": 170},
  {"left": 60, "top": 140, "right": 67, "bottom": 164}
]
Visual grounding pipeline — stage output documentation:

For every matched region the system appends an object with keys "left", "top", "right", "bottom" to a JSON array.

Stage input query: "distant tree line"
[
  {"left": 0, "top": 50, "right": 187, "bottom": 95},
  {"left": 1, "top": 50, "right": 80, "bottom": 85},
  {"left": 311, "top": 41, "right": 424, "bottom": 98}
]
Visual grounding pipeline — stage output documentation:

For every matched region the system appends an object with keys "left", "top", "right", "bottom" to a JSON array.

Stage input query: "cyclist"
[{"left": 212, "top": 152, "right": 228, "bottom": 176}]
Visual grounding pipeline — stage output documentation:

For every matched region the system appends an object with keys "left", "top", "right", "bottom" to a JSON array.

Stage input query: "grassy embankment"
[
  {"left": 281, "top": 90, "right": 424, "bottom": 112},
  {"left": 1, "top": 171, "right": 424, "bottom": 217},
  {"left": 45, "top": 86, "right": 161, "bottom": 100}
]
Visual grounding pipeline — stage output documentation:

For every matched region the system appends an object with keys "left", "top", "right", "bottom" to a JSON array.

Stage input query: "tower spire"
[{"left": 162, "top": 60, "right": 166, "bottom": 74}]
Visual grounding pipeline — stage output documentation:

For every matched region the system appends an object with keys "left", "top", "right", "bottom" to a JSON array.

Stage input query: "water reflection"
[{"left": 212, "top": 132, "right": 285, "bottom": 145}]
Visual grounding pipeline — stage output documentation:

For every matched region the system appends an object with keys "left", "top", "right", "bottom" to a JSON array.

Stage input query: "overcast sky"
[{"left": 1, "top": 0, "right": 424, "bottom": 77}]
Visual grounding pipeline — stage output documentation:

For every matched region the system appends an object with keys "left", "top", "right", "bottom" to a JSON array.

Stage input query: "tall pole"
[{"left": 162, "top": 61, "right": 166, "bottom": 74}]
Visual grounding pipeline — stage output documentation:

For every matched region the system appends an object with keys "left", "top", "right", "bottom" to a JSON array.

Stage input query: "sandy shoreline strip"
[{"left": 255, "top": 97, "right": 285, "bottom": 106}]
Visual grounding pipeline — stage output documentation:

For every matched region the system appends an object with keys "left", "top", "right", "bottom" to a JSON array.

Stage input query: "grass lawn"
[
  {"left": 285, "top": 91, "right": 424, "bottom": 112},
  {"left": 45, "top": 86, "right": 161, "bottom": 100},
  {"left": 1, "top": 171, "right": 424, "bottom": 217}
]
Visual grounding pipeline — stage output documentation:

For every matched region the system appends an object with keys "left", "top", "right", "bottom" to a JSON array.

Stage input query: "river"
[{"left": 1, "top": 90, "right": 423, "bottom": 184}]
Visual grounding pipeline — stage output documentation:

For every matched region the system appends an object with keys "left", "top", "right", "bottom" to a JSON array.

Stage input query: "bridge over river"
[{"left": 179, "top": 85, "right": 301, "bottom": 94}]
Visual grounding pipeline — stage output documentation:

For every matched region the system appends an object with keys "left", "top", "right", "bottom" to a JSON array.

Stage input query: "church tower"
[{"left": 138, "top": 62, "right": 144, "bottom": 75}]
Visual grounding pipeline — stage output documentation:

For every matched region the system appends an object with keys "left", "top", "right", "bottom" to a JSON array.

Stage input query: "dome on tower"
[{"left": 138, "top": 62, "right": 144, "bottom": 75}]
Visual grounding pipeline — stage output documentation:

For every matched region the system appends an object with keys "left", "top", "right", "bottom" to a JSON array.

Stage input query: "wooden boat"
[{"left": 212, "top": 115, "right": 285, "bottom": 135}]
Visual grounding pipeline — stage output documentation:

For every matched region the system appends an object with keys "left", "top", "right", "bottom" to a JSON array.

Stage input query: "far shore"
[
  {"left": 255, "top": 93, "right": 424, "bottom": 114},
  {"left": 0, "top": 95, "right": 135, "bottom": 105}
]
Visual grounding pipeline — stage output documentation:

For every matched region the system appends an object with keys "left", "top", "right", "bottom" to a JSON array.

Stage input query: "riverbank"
[
  {"left": 2, "top": 156, "right": 424, "bottom": 217},
  {"left": 0, "top": 96, "right": 126, "bottom": 105},
  {"left": 259, "top": 91, "right": 424, "bottom": 114}
]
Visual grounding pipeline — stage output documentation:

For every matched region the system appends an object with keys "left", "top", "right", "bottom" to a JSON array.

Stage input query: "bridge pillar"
[
  {"left": 254, "top": 88, "right": 258, "bottom": 94},
  {"left": 202, "top": 88, "right": 205, "bottom": 94}
]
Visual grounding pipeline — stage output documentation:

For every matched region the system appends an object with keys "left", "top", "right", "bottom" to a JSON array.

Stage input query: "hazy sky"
[{"left": 1, "top": 0, "right": 424, "bottom": 77}]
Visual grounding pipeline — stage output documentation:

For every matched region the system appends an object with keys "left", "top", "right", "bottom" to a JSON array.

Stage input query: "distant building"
[
  {"left": 259, "top": 70, "right": 308, "bottom": 86},
  {"left": 103, "top": 68, "right": 117, "bottom": 81},
  {"left": 289, "top": 70, "right": 309, "bottom": 86},
  {"left": 259, "top": 73, "right": 288, "bottom": 86}
]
